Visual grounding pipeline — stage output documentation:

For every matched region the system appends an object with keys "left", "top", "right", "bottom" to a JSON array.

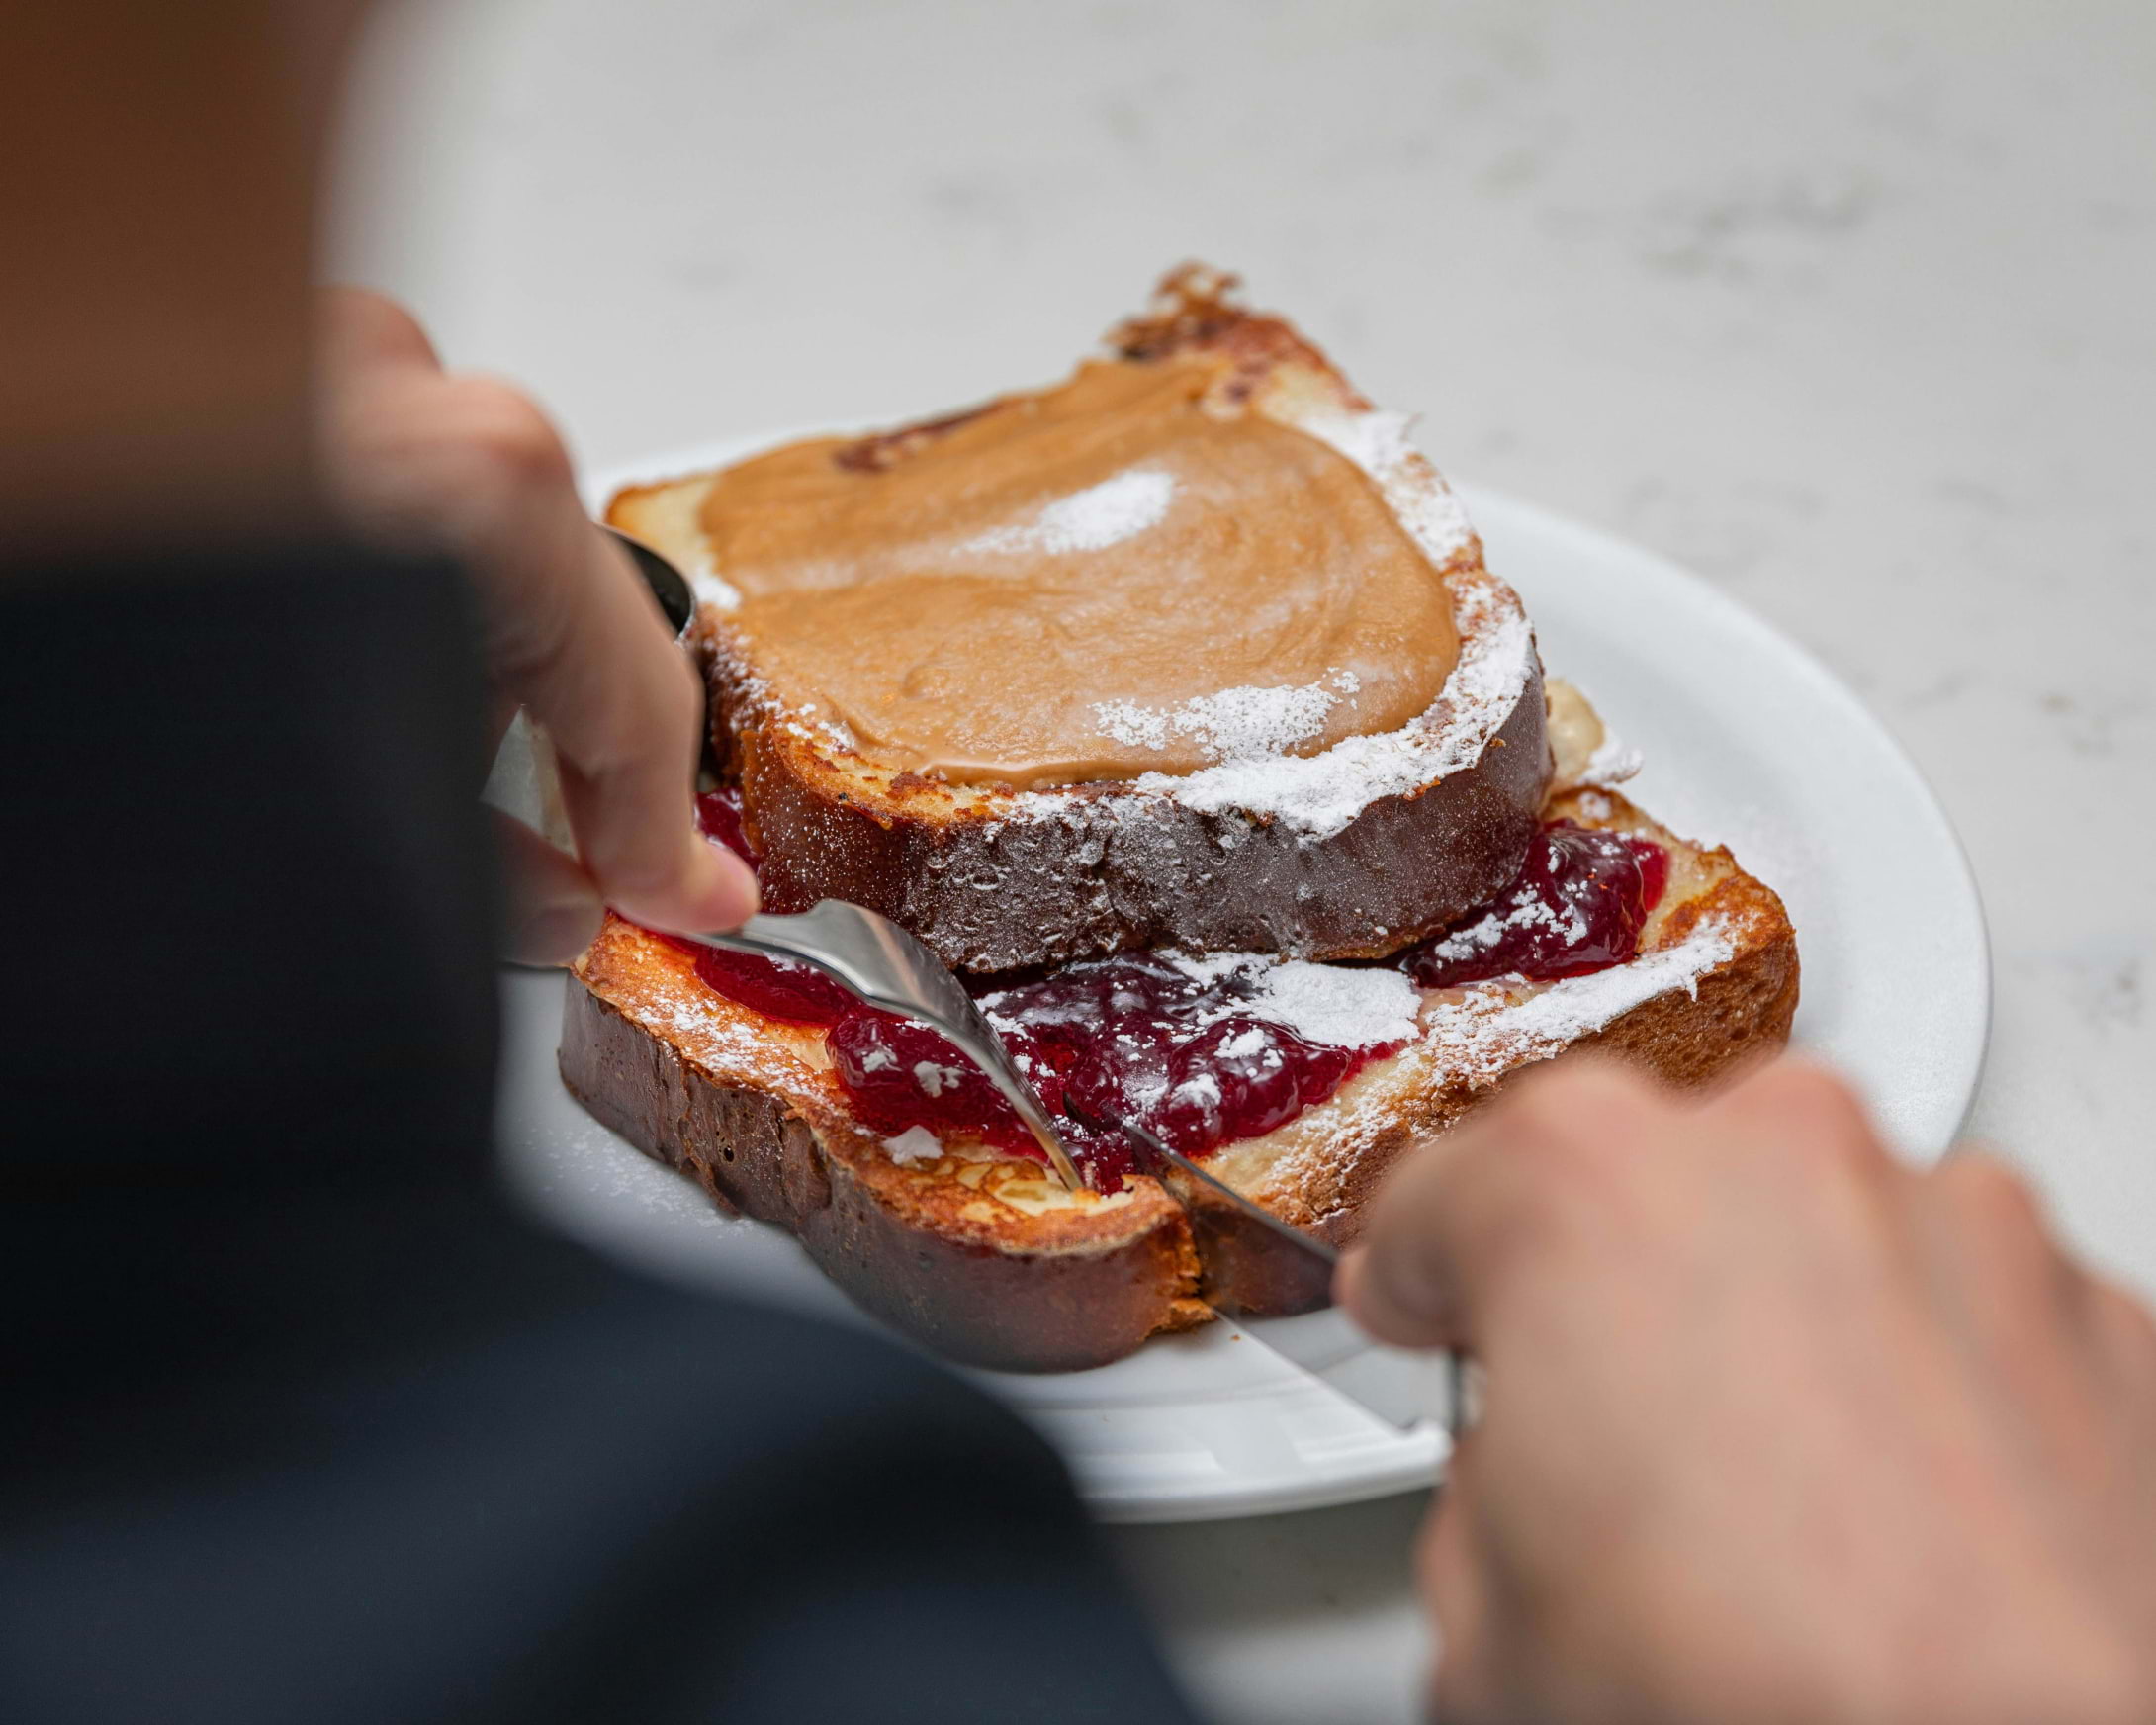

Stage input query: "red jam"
[
  {"left": 696, "top": 785, "right": 762, "bottom": 867},
  {"left": 694, "top": 948, "right": 854, "bottom": 1027},
  {"left": 821, "top": 953, "right": 1400, "bottom": 1188},
  {"left": 677, "top": 787, "right": 854, "bottom": 1022},
  {"left": 1402, "top": 823, "right": 1667, "bottom": 990},
  {"left": 654, "top": 802, "right": 1668, "bottom": 1190}
]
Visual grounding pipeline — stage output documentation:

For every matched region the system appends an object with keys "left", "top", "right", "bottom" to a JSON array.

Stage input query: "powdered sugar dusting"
[
  {"left": 1580, "top": 727, "right": 1644, "bottom": 789},
  {"left": 1112, "top": 402, "right": 1528, "bottom": 835},
  {"left": 1092, "top": 699, "right": 1171, "bottom": 752},
  {"left": 1417, "top": 920, "right": 1738, "bottom": 1085},
  {"left": 882, "top": 1125, "right": 943, "bottom": 1165},
  {"left": 1131, "top": 585, "right": 1534, "bottom": 837},
  {"left": 1118, "top": 950, "right": 1419, "bottom": 1049},
  {"left": 963, "top": 467, "right": 1175, "bottom": 557},
  {"left": 1250, "top": 959, "right": 1420, "bottom": 1048},
  {"left": 680, "top": 543, "right": 743, "bottom": 612},
  {"left": 1303, "top": 409, "right": 1475, "bottom": 567},
  {"left": 1093, "top": 669, "right": 1360, "bottom": 764}
]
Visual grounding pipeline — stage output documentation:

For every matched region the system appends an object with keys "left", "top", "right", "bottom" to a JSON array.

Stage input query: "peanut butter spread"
[{"left": 697, "top": 354, "right": 1461, "bottom": 789}]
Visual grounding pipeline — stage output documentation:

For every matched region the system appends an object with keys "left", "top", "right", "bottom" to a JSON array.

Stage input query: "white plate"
[{"left": 495, "top": 444, "right": 1990, "bottom": 1524}]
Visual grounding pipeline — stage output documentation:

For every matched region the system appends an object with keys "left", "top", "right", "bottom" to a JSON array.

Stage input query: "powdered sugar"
[
  {"left": 1093, "top": 669, "right": 1360, "bottom": 763},
  {"left": 1420, "top": 892, "right": 1575, "bottom": 967},
  {"left": 1250, "top": 959, "right": 1421, "bottom": 1047},
  {"left": 1131, "top": 583, "right": 1535, "bottom": 838},
  {"left": 679, "top": 544, "right": 743, "bottom": 612},
  {"left": 912, "top": 1059, "right": 967, "bottom": 1098},
  {"left": 962, "top": 466, "right": 1175, "bottom": 557},
  {"left": 1148, "top": 951, "right": 1421, "bottom": 1048},
  {"left": 1580, "top": 727, "right": 1644, "bottom": 789},
  {"left": 1302, "top": 409, "right": 1475, "bottom": 567},
  {"left": 1417, "top": 919, "right": 1738, "bottom": 1085},
  {"left": 881, "top": 1125, "right": 943, "bottom": 1164}
]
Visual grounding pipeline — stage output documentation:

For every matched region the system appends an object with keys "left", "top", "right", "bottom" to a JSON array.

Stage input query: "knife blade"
[{"left": 1081, "top": 1107, "right": 1470, "bottom": 1442}]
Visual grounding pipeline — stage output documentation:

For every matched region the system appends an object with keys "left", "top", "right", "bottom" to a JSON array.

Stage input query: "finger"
[
  {"left": 2081, "top": 1276, "right": 2156, "bottom": 1414},
  {"left": 1919, "top": 1150, "right": 2080, "bottom": 1327},
  {"left": 316, "top": 284, "right": 442, "bottom": 376},
  {"left": 1696, "top": 1055, "right": 1894, "bottom": 1180},
  {"left": 493, "top": 810, "right": 604, "bottom": 965},
  {"left": 1913, "top": 1151, "right": 2115, "bottom": 1462},
  {"left": 509, "top": 519, "right": 759, "bottom": 934},
  {"left": 1342, "top": 1056, "right": 1667, "bottom": 1350},
  {"left": 326, "top": 365, "right": 758, "bottom": 936}
]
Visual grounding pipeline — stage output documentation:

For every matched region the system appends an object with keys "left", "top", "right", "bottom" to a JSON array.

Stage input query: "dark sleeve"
[{"left": 0, "top": 545, "right": 1202, "bottom": 1725}]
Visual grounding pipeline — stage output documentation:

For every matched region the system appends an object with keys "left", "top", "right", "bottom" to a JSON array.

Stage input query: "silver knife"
[
  {"left": 1074, "top": 1105, "right": 1471, "bottom": 1442},
  {"left": 665, "top": 894, "right": 1467, "bottom": 1438}
]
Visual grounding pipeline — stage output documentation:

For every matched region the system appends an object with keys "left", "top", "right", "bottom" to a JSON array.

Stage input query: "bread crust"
[{"left": 722, "top": 659, "right": 1549, "bottom": 974}]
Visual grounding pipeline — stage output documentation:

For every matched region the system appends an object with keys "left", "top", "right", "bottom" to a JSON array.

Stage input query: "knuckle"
[
  {"left": 1936, "top": 1153, "right": 2048, "bottom": 1244},
  {"left": 1498, "top": 1060, "right": 1661, "bottom": 1188},
  {"left": 323, "top": 284, "right": 427, "bottom": 348},
  {"left": 2091, "top": 1280, "right": 2156, "bottom": 1377},
  {"left": 1931, "top": 1154, "right": 2082, "bottom": 1312},
  {"left": 1740, "top": 1060, "right": 1888, "bottom": 1180},
  {"left": 442, "top": 376, "right": 575, "bottom": 494}
]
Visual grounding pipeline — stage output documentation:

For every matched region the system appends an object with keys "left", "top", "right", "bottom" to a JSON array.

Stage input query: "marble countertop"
[{"left": 338, "top": 3, "right": 2154, "bottom": 1718}]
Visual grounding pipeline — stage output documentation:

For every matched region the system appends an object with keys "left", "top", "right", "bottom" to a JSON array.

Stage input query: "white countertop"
[{"left": 337, "top": 4, "right": 2155, "bottom": 1719}]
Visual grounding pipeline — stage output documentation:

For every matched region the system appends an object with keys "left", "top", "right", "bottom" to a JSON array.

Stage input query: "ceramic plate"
[{"left": 492, "top": 445, "right": 1991, "bottom": 1524}]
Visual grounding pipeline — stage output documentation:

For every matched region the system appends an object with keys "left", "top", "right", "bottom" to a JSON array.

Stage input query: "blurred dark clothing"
[{"left": 0, "top": 546, "right": 1198, "bottom": 1725}]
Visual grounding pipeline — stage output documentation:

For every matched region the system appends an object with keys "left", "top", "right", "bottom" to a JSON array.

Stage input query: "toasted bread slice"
[
  {"left": 561, "top": 769, "right": 1797, "bottom": 1372},
  {"left": 559, "top": 930, "right": 1206, "bottom": 1374},
  {"left": 607, "top": 268, "right": 1549, "bottom": 975}
]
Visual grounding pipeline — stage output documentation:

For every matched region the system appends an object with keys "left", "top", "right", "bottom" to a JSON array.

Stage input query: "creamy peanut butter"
[{"left": 698, "top": 353, "right": 1460, "bottom": 789}]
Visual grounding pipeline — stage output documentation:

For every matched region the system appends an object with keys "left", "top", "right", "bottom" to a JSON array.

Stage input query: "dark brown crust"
[
  {"left": 685, "top": 265, "right": 1550, "bottom": 974},
  {"left": 725, "top": 660, "right": 1549, "bottom": 974},
  {"left": 559, "top": 969, "right": 1205, "bottom": 1373}
]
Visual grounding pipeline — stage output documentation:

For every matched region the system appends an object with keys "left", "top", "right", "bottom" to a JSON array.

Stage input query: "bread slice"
[
  {"left": 606, "top": 267, "right": 1550, "bottom": 975},
  {"left": 560, "top": 744, "right": 1798, "bottom": 1372}
]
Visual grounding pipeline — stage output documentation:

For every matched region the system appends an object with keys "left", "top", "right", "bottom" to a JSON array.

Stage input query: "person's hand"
[
  {"left": 1339, "top": 1057, "right": 2156, "bottom": 1725},
  {"left": 314, "top": 287, "right": 756, "bottom": 962}
]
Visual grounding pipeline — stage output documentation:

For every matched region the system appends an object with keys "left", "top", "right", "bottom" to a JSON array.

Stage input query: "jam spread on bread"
[
  {"left": 690, "top": 352, "right": 1462, "bottom": 790},
  {"left": 1402, "top": 824, "right": 1667, "bottom": 989},
  {"left": 668, "top": 789, "right": 1669, "bottom": 1189},
  {"left": 827, "top": 960, "right": 1392, "bottom": 1187},
  {"left": 693, "top": 787, "right": 761, "bottom": 868}
]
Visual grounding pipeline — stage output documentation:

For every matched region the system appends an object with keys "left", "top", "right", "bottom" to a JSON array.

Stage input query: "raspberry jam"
[
  {"left": 1402, "top": 823, "right": 1667, "bottom": 990},
  {"left": 695, "top": 785, "right": 761, "bottom": 868},
  {"left": 816, "top": 954, "right": 1402, "bottom": 1188},
  {"left": 657, "top": 799, "right": 1668, "bottom": 1189}
]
